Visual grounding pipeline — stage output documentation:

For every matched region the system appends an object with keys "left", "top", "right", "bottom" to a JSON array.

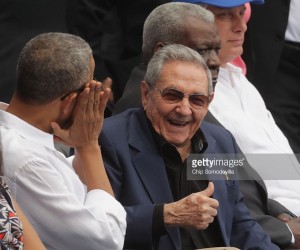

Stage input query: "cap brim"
[{"left": 174, "top": 0, "right": 264, "bottom": 8}]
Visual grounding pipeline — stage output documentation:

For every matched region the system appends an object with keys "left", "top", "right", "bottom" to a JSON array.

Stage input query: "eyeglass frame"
[
  {"left": 146, "top": 82, "right": 212, "bottom": 109},
  {"left": 60, "top": 84, "right": 86, "bottom": 100},
  {"left": 60, "top": 78, "right": 105, "bottom": 101}
]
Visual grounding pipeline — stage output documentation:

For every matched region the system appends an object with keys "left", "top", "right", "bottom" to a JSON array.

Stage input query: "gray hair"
[
  {"left": 16, "top": 32, "right": 93, "bottom": 105},
  {"left": 142, "top": 2, "right": 214, "bottom": 64},
  {"left": 145, "top": 44, "right": 213, "bottom": 94}
]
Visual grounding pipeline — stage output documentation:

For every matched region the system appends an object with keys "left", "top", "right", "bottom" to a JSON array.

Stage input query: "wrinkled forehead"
[
  {"left": 206, "top": 4, "right": 246, "bottom": 13},
  {"left": 157, "top": 61, "right": 209, "bottom": 91}
]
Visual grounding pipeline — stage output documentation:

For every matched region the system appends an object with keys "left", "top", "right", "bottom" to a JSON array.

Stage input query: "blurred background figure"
[
  {"left": 243, "top": 0, "right": 300, "bottom": 156},
  {"left": 0, "top": 0, "right": 68, "bottom": 104},
  {"left": 67, "top": 0, "right": 169, "bottom": 105}
]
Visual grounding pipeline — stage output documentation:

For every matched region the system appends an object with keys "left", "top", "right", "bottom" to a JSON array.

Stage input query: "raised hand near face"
[{"left": 51, "top": 80, "right": 110, "bottom": 149}]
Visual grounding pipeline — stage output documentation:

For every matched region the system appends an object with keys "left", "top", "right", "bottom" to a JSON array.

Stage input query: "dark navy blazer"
[{"left": 99, "top": 108, "right": 279, "bottom": 250}]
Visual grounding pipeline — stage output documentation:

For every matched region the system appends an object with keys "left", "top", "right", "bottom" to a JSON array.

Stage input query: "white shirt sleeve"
[
  {"left": 11, "top": 159, "right": 126, "bottom": 250},
  {"left": 285, "top": 223, "right": 295, "bottom": 244}
]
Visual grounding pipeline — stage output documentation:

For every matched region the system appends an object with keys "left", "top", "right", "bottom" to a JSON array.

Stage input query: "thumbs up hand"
[{"left": 164, "top": 182, "right": 219, "bottom": 230}]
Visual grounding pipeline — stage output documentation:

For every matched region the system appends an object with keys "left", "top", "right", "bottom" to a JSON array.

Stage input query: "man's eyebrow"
[{"left": 196, "top": 41, "right": 213, "bottom": 47}]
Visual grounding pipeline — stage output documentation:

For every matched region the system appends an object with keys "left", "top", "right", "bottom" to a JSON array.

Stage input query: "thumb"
[
  {"left": 201, "top": 182, "right": 214, "bottom": 197},
  {"left": 50, "top": 122, "right": 68, "bottom": 141}
]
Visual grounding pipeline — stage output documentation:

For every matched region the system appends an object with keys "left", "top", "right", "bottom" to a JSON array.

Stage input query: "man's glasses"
[
  {"left": 148, "top": 84, "right": 211, "bottom": 109},
  {"left": 60, "top": 85, "right": 85, "bottom": 100}
]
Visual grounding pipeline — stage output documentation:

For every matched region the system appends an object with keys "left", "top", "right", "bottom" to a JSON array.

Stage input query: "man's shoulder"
[
  {"left": 100, "top": 108, "right": 152, "bottom": 151},
  {"left": 201, "top": 121, "right": 237, "bottom": 152},
  {"left": 105, "top": 108, "right": 141, "bottom": 123},
  {"left": 1, "top": 126, "right": 46, "bottom": 179},
  {"left": 103, "top": 108, "right": 144, "bottom": 133},
  {"left": 201, "top": 120, "right": 232, "bottom": 137}
]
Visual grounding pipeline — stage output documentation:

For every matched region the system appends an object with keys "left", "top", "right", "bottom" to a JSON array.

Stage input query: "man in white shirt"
[
  {"left": 244, "top": 0, "right": 300, "bottom": 156},
  {"left": 0, "top": 32, "right": 126, "bottom": 250}
]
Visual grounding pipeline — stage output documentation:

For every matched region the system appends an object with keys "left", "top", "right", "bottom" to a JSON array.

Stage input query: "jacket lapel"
[
  {"left": 128, "top": 109, "right": 181, "bottom": 249},
  {"left": 128, "top": 109, "right": 173, "bottom": 204}
]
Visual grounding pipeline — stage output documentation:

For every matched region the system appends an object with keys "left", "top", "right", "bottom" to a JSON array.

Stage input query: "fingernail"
[{"left": 95, "top": 84, "right": 102, "bottom": 91}]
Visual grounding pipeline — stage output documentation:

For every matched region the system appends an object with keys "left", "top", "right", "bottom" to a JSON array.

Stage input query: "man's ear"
[
  {"left": 154, "top": 42, "right": 165, "bottom": 53},
  {"left": 60, "top": 92, "right": 78, "bottom": 118},
  {"left": 208, "top": 92, "right": 214, "bottom": 105},
  {"left": 141, "top": 81, "right": 150, "bottom": 109}
]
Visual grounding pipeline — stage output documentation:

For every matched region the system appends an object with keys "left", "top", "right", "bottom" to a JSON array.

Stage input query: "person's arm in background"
[
  {"left": 240, "top": 179, "right": 294, "bottom": 248},
  {"left": 14, "top": 198, "right": 46, "bottom": 250},
  {"left": 237, "top": 145, "right": 295, "bottom": 248},
  {"left": 275, "top": 207, "right": 300, "bottom": 249}
]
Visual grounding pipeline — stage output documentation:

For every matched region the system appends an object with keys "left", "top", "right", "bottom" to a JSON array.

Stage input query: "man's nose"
[
  {"left": 175, "top": 97, "right": 193, "bottom": 116},
  {"left": 206, "top": 50, "right": 220, "bottom": 70},
  {"left": 233, "top": 16, "right": 247, "bottom": 33},
  {"left": 206, "top": 51, "right": 220, "bottom": 80}
]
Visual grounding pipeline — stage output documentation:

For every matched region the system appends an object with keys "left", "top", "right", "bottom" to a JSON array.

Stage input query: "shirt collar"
[
  {"left": 0, "top": 110, "right": 56, "bottom": 151},
  {"left": 222, "top": 63, "right": 243, "bottom": 73}
]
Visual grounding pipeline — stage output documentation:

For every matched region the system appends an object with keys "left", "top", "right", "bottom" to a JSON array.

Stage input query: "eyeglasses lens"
[{"left": 161, "top": 89, "right": 208, "bottom": 109}]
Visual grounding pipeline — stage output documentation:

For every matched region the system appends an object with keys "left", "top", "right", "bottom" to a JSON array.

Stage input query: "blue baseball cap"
[{"left": 173, "top": 0, "right": 264, "bottom": 8}]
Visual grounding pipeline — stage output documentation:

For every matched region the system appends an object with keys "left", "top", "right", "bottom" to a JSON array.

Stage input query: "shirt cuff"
[
  {"left": 152, "top": 204, "right": 167, "bottom": 238},
  {"left": 286, "top": 223, "right": 295, "bottom": 244}
]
